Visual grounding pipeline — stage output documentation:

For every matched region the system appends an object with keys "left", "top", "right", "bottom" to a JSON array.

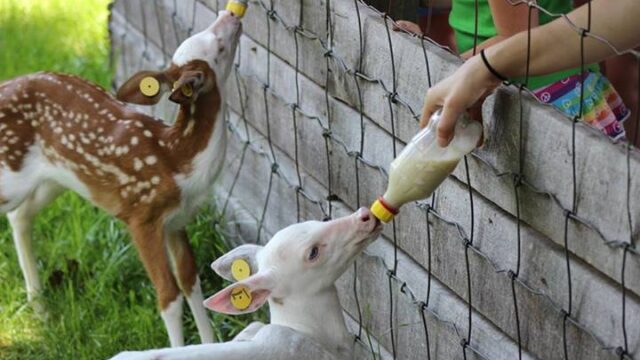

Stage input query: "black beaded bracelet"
[{"left": 480, "top": 49, "right": 508, "bottom": 82}]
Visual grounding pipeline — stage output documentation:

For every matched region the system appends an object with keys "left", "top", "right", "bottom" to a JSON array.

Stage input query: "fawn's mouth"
[
  {"left": 368, "top": 218, "right": 383, "bottom": 236},
  {"left": 354, "top": 222, "right": 382, "bottom": 247}
]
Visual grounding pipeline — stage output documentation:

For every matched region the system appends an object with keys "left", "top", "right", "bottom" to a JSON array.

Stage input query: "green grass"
[{"left": 0, "top": 1, "right": 263, "bottom": 358}]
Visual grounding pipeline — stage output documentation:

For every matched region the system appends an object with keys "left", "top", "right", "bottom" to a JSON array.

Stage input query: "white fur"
[
  {"left": 232, "top": 321, "right": 264, "bottom": 341},
  {"left": 112, "top": 209, "right": 382, "bottom": 360},
  {"left": 161, "top": 295, "right": 185, "bottom": 348},
  {"left": 172, "top": 11, "right": 241, "bottom": 90},
  {"left": 7, "top": 180, "right": 63, "bottom": 315},
  {"left": 186, "top": 278, "right": 214, "bottom": 343},
  {"left": 268, "top": 286, "right": 352, "bottom": 357},
  {"left": 167, "top": 110, "right": 226, "bottom": 230},
  {"left": 110, "top": 325, "right": 337, "bottom": 360},
  {"left": 0, "top": 144, "right": 90, "bottom": 213},
  {"left": 173, "top": 30, "right": 219, "bottom": 70}
]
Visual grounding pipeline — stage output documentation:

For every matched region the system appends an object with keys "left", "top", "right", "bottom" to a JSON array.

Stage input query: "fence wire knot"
[
  {"left": 400, "top": 282, "right": 407, "bottom": 294},
  {"left": 420, "top": 301, "right": 428, "bottom": 311},
  {"left": 389, "top": 91, "right": 398, "bottom": 104},
  {"left": 347, "top": 150, "right": 360, "bottom": 158},
  {"left": 615, "top": 346, "right": 628, "bottom": 357},
  {"left": 513, "top": 174, "right": 524, "bottom": 187}
]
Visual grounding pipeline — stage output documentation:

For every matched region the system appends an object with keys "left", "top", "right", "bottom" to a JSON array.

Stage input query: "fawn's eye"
[{"left": 308, "top": 246, "right": 320, "bottom": 261}]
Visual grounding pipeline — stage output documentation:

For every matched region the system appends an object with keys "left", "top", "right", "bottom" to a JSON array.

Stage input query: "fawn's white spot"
[
  {"left": 144, "top": 155, "right": 157, "bottom": 165},
  {"left": 133, "top": 158, "right": 144, "bottom": 171}
]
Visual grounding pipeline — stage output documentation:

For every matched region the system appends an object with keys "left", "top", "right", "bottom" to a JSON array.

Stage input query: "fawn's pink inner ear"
[
  {"left": 203, "top": 287, "right": 234, "bottom": 313},
  {"left": 248, "top": 289, "right": 270, "bottom": 311},
  {"left": 203, "top": 286, "right": 271, "bottom": 315}
]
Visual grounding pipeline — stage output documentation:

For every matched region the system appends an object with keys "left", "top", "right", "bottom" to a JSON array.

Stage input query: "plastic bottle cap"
[
  {"left": 230, "top": 285, "right": 252, "bottom": 310},
  {"left": 231, "top": 258, "right": 251, "bottom": 281},
  {"left": 139, "top": 77, "right": 160, "bottom": 97},
  {"left": 226, "top": 1, "right": 247, "bottom": 17},
  {"left": 370, "top": 197, "right": 397, "bottom": 223}
]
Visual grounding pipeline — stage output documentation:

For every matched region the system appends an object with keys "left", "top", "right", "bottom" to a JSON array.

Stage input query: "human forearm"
[
  {"left": 487, "top": 0, "right": 640, "bottom": 78},
  {"left": 460, "top": 35, "right": 506, "bottom": 59},
  {"left": 421, "top": 0, "right": 640, "bottom": 147}
]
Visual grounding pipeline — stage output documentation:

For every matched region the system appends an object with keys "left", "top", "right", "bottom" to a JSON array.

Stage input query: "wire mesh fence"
[{"left": 109, "top": 0, "right": 639, "bottom": 358}]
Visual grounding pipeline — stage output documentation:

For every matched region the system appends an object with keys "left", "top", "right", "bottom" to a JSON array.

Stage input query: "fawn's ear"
[
  {"left": 116, "top": 70, "right": 171, "bottom": 105},
  {"left": 203, "top": 270, "right": 275, "bottom": 315},
  {"left": 168, "top": 70, "right": 205, "bottom": 105},
  {"left": 211, "top": 244, "right": 262, "bottom": 282}
]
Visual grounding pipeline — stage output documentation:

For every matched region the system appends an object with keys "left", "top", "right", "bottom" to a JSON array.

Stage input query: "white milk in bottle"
[{"left": 370, "top": 110, "right": 482, "bottom": 223}]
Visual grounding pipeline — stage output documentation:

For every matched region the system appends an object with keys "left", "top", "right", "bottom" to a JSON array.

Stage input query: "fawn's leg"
[
  {"left": 7, "top": 181, "right": 64, "bottom": 314},
  {"left": 130, "top": 221, "right": 184, "bottom": 347},
  {"left": 167, "top": 229, "right": 214, "bottom": 343}
]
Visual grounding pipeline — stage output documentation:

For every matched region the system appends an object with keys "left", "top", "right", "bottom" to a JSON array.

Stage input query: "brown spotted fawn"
[{"left": 0, "top": 11, "right": 241, "bottom": 347}]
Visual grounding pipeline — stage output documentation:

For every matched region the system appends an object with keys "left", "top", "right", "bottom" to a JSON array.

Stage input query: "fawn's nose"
[
  {"left": 356, "top": 207, "right": 373, "bottom": 223},
  {"left": 212, "top": 10, "right": 241, "bottom": 33}
]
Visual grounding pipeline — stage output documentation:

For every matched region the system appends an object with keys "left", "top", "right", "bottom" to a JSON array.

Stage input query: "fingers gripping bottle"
[
  {"left": 226, "top": 0, "right": 249, "bottom": 17},
  {"left": 370, "top": 111, "right": 483, "bottom": 223}
]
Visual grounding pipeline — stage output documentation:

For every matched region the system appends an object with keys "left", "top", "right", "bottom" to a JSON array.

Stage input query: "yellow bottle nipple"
[
  {"left": 370, "top": 197, "right": 398, "bottom": 223},
  {"left": 226, "top": 0, "right": 248, "bottom": 18}
]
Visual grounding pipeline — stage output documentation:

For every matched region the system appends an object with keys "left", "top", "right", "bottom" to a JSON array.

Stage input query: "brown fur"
[
  {"left": 167, "top": 229, "right": 199, "bottom": 296},
  {"left": 0, "top": 60, "right": 220, "bottom": 308}
]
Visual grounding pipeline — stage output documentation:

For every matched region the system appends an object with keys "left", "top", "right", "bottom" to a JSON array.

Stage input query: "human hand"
[
  {"left": 420, "top": 54, "right": 501, "bottom": 146},
  {"left": 392, "top": 20, "right": 423, "bottom": 35}
]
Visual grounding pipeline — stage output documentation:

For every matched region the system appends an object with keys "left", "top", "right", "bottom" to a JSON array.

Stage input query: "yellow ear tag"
[
  {"left": 181, "top": 83, "right": 193, "bottom": 97},
  {"left": 139, "top": 77, "right": 160, "bottom": 97},
  {"left": 230, "top": 285, "right": 252, "bottom": 310},
  {"left": 231, "top": 259, "right": 251, "bottom": 281}
]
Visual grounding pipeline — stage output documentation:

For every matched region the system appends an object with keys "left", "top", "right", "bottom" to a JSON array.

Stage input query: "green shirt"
[{"left": 449, "top": 0, "right": 598, "bottom": 89}]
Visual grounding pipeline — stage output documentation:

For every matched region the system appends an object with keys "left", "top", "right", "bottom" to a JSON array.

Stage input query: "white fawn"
[
  {"left": 112, "top": 208, "right": 382, "bottom": 360},
  {"left": 0, "top": 11, "right": 241, "bottom": 346}
]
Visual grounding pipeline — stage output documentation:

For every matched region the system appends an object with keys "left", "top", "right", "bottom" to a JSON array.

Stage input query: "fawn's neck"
[
  {"left": 163, "top": 89, "right": 222, "bottom": 170},
  {"left": 269, "top": 285, "right": 352, "bottom": 359}
]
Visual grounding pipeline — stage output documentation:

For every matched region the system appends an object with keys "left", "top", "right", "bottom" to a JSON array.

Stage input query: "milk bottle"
[{"left": 370, "top": 111, "right": 482, "bottom": 223}]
